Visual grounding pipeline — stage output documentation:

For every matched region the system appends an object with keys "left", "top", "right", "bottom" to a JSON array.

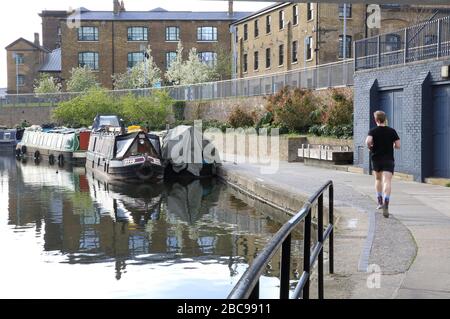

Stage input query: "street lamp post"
[{"left": 13, "top": 52, "right": 19, "bottom": 96}]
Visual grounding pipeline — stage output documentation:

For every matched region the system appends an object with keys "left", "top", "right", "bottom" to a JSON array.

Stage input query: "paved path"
[{"left": 220, "top": 161, "right": 450, "bottom": 298}]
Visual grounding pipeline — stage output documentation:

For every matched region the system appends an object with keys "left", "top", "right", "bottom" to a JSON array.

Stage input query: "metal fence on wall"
[
  {"left": 355, "top": 16, "right": 450, "bottom": 71},
  {"left": 0, "top": 60, "right": 354, "bottom": 108}
]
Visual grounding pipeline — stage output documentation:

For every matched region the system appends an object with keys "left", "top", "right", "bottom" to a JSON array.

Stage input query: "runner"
[{"left": 365, "top": 111, "right": 401, "bottom": 218}]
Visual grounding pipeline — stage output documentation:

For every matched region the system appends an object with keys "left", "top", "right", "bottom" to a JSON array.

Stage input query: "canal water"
[{"left": 0, "top": 153, "right": 302, "bottom": 299}]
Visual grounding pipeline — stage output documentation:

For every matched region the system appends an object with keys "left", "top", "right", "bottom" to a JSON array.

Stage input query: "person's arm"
[
  {"left": 394, "top": 139, "right": 401, "bottom": 149},
  {"left": 365, "top": 135, "right": 374, "bottom": 150}
]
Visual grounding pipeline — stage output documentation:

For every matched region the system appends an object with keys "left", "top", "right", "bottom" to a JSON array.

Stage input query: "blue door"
[
  {"left": 379, "top": 90, "right": 404, "bottom": 168},
  {"left": 432, "top": 85, "right": 450, "bottom": 178}
]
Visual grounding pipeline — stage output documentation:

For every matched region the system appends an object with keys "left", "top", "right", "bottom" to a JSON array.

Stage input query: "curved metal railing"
[{"left": 228, "top": 181, "right": 334, "bottom": 299}]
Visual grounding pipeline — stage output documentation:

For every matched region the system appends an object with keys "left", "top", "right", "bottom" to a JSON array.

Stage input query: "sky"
[{"left": 0, "top": 0, "right": 273, "bottom": 88}]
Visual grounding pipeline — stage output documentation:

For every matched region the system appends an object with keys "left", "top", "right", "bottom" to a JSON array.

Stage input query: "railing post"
[
  {"left": 302, "top": 208, "right": 312, "bottom": 299},
  {"left": 404, "top": 28, "right": 408, "bottom": 64},
  {"left": 329, "top": 184, "right": 334, "bottom": 274},
  {"left": 437, "top": 19, "right": 442, "bottom": 58},
  {"left": 318, "top": 194, "right": 324, "bottom": 299},
  {"left": 280, "top": 234, "right": 292, "bottom": 299},
  {"left": 377, "top": 35, "right": 381, "bottom": 68}
]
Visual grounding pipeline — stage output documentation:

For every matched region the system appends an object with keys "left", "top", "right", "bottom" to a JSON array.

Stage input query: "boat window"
[
  {"left": 115, "top": 138, "right": 135, "bottom": 159},
  {"left": 4, "top": 133, "right": 11, "bottom": 140},
  {"left": 52, "top": 135, "right": 59, "bottom": 148},
  {"left": 58, "top": 135, "right": 64, "bottom": 149}
]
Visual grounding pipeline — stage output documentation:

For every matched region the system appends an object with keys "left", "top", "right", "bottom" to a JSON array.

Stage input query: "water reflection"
[{"left": 0, "top": 154, "right": 302, "bottom": 298}]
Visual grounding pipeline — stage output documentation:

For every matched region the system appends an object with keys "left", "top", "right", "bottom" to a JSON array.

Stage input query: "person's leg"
[
  {"left": 374, "top": 171, "right": 383, "bottom": 208},
  {"left": 382, "top": 171, "right": 393, "bottom": 198},
  {"left": 382, "top": 171, "right": 393, "bottom": 217}
]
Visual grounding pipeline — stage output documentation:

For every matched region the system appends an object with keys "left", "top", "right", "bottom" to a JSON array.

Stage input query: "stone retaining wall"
[{"left": 0, "top": 106, "right": 56, "bottom": 127}]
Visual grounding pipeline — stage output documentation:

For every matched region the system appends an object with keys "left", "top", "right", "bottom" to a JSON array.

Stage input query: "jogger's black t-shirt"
[{"left": 368, "top": 126, "right": 400, "bottom": 161}]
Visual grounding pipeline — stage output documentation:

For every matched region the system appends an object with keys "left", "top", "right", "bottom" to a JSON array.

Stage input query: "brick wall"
[
  {"left": 184, "top": 87, "right": 353, "bottom": 122},
  {"left": 353, "top": 57, "right": 450, "bottom": 182}
]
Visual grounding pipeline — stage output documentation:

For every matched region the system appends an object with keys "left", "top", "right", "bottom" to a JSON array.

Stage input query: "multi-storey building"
[
  {"left": 5, "top": 34, "right": 50, "bottom": 94},
  {"left": 5, "top": 0, "right": 250, "bottom": 93},
  {"left": 231, "top": 2, "right": 450, "bottom": 79}
]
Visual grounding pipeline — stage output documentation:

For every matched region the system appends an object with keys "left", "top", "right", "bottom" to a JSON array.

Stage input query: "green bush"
[
  {"left": 173, "top": 100, "right": 186, "bottom": 121},
  {"left": 227, "top": 106, "right": 255, "bottom": 128},
  {"left": 324, "top": 89, "right": 353, "bottom": 127},
  {"left": 121, "top": 90, "right": 174, "bottom": 130},
  {"left": 265, "top": 87, "right": 319, "bottom": 133},
  {"left": 53, "top": 89, "right": 173, "bottom": 129},
  {"left": 308, "top": 124, "right": 353, "bottom": 139},
  {"left": 53, "top": 88, "right": 120, "bottom": 127}
]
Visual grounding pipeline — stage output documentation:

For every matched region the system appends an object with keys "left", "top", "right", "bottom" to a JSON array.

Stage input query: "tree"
[
  {"left": 212, "top": 43, "right": 233, "bottom": 81},
  {"left": 53, "top": 88, "right": 121, "bottom": 127},
  {"left": 34, "top": 74, "right": 62, "bottom": 94},
  {"left": 121, "top": 90, "right": 174, "bottom": 130},
  {"left": 112, "top": 47, "right": 161, "bottom": 89},
  {"left": 66, "top": 66, "right": 99, "bottom": 92},
  {"left": 165, "top": 42, "right": 216, "bottom": 85},
  {"left": 165, "top": 41, "right": 185, "bottom": 85}
]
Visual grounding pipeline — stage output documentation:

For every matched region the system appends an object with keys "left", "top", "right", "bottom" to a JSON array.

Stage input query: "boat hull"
[{"left": 86, "top": 158, "right": 164, "bottom": 183}]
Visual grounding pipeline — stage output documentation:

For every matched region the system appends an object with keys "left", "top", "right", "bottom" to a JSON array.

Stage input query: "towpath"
[{"left": 219, "top": 161, "right": 450, "bottom": 298}]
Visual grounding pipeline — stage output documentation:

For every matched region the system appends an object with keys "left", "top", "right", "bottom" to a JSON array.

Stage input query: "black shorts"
[{"left": 372, "top": 159, "right": 395, "bottom": 174}]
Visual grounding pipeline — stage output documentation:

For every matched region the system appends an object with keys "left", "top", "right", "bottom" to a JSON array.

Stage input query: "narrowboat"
[
  {"left": 16, "top": 128, "right": 90, "bottom": 165},
  {"left": 0, "top": 127, "right": 24, "bottom": 149},
  {"left": 86, "top": 115, "right": 164, "bottom": 183},
  {"left": 161, "top": 125, "right": 220, "bottom": 179}
]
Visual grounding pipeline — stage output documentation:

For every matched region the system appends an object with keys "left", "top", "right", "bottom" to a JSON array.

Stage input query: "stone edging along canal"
[{"left": 216, "top": 164, "right": 375, "bottom": 270}]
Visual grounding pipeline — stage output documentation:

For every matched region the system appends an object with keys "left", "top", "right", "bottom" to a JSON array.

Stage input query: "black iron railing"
[
  {"left": 228, "top": 181, "right": 334, "bottom": 299},
  {"left": 355, "top": 16, "right": 450, "bottom": 71}
]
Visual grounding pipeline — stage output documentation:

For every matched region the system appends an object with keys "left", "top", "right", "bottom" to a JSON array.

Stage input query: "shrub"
[
  {"left": 268, "top": 88, "right": 319, "bottom": 133},
  {"left": 53, "top": 88, "right": 119, "bottom": 127},
  {"left": 227, "top": 106, "right": 255, "bottom": 128},
  {"left": 308, "top": 124, "right": 353, "bottom": 139},
  {"left": 173, "top": 101, "right": 186, "bottom": 121},
  {"left": 323, "top": 89, "right": 353, "bottom": 127},
  {"left": 121, "top": 90, "right": 174, "bottom": 130}
]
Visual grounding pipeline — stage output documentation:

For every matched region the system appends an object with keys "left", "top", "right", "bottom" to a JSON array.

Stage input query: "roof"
[
  {"left": 75, "top": 8, "right": 253, "bottom": 21},
  {"left": 231, "top": 2, "right": 293, "bottom": 25},
  {"left": 40, "top": 48, "right": 61, "bottom": 72},
  {"left": 5, "top": 37, "right": 49, "bottom": 52}
]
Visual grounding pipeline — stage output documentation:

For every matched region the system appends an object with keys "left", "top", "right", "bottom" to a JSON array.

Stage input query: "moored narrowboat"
[
  {"left": 16, "top": 128, "right": 90, "bottom": 165},
  {"left": 86, "top": 115, "right": 164, "bottom": 183},
  {"left": 0, "top": 127, "right": 24, "bottom": 149}
]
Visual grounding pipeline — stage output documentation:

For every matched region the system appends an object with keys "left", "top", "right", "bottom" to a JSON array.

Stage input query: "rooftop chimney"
[
  {"left": 228, "top": 1, "right": 234, "bottom": 17},
  {"left": 120, "top": 0, "right": 126, "bottom": 12},
  {"left": 113, "top": 0, "right": 120, "bottom": 15},
  {"left": 34, "top": 33, "right": 40, "bottom": 46}
]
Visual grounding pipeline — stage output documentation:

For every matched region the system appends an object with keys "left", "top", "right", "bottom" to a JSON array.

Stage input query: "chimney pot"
[
  {"left": 34, "top": 33, "right": 40, "bottom": 46},
  {"left": 113, "top": 0, "right": 120, "bottom": 15},
  {"left": 228, "top": 1, "right": 234, "bottom": 16}
]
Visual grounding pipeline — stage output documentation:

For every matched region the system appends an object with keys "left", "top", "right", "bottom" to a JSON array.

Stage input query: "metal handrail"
[
  {"left": 228, "top": 181, "right": 334, "bottom": 299},
  {"left": 355, "top": 15, "right": 450, "bottom": 71}
]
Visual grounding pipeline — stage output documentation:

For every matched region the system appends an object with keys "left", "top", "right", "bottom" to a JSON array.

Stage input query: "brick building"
[
  {"left": 5, "top": 0, "right": 250, "bottom": 93},
  {"left": 231, "top": 3, "right": 450, "bottom": 79},
  {"left": 5, "top": 35, "right": 50, "bottom": 94}
]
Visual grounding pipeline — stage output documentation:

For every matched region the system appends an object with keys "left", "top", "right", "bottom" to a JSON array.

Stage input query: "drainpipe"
[
  {"left": 231, "top": 25, "right": 237, "bottom": 79},
  {"left": 112, "top": 20, "right": 115, "bottom": 89},
  {"left": 316, "top": 3, "right": 319, "bottom": 66}
]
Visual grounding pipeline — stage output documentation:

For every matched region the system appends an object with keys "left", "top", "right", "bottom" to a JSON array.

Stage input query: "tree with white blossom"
[
  {"left": 112, "top": 47, "right": 161, "bottom": 89},
  {"left": 165, "top": 41, "right": 217, "bottom": 85}
]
